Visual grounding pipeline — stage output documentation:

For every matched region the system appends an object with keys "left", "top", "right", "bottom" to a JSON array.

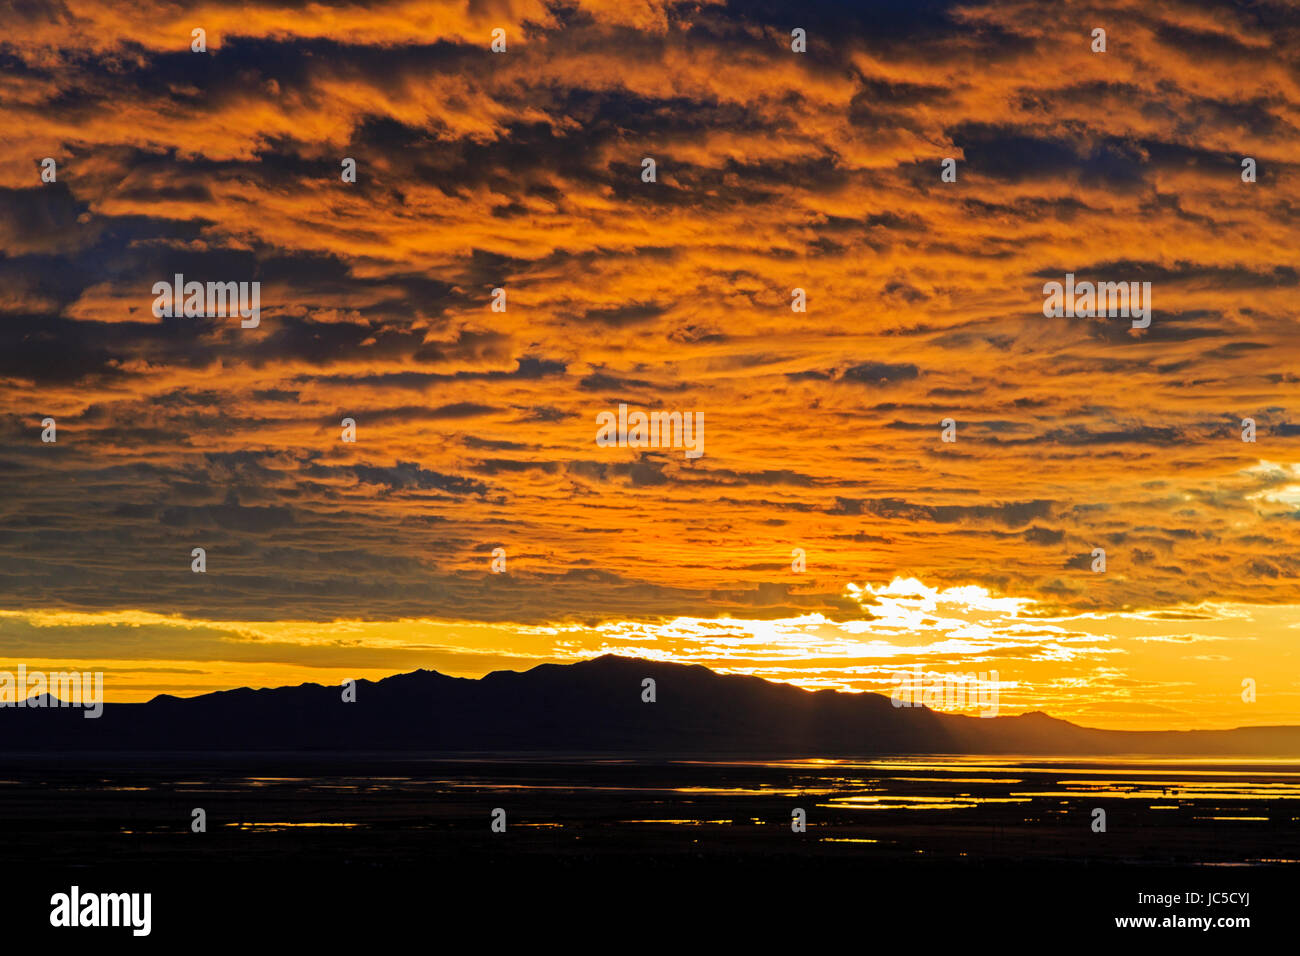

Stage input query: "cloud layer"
[{"left": 0, "top": 0, "right": 1298, "bottom": 724}]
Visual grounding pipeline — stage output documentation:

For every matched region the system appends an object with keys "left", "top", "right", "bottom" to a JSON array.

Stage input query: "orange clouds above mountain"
[{"left": 0, "top": 0, "right": 1297, "bottom": 725}]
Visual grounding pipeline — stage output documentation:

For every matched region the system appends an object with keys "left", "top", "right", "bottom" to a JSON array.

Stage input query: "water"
[{"left": 1, "top": 753, "right": 1296, "bottom": 866}]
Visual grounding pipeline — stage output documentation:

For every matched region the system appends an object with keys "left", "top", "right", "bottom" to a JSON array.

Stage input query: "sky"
[{"left": 1, "top": 0, "right": 1298, "bottom": 730}]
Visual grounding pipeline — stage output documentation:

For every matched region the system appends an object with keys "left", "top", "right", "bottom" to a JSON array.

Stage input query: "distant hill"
[{"left": 3, "top": 654, "right": 1298, "bottom": 755}]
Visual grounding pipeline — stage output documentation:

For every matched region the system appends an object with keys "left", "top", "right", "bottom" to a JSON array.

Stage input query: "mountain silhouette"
[{"left": 3, "top": 655, "right": 1298, "bottom": 755}]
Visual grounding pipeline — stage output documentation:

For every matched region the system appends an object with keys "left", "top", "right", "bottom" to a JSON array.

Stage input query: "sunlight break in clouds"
[{"left": 9, "top": 575, "right": 1286, "bottom": 729}]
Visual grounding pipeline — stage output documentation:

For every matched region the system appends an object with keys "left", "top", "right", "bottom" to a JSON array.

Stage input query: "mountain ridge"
[{"left": 3, "top": 654, "right": 1297, "bottom": 755}]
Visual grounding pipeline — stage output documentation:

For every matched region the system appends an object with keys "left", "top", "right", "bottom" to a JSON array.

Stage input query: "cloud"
[{"left": 0, "top": 0, "right": 1297, "bottom": 636}]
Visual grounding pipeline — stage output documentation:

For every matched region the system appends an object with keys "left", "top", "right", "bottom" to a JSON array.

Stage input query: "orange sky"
[{"left": 0, "top": 0, "right": 1298, "bottom": 730}]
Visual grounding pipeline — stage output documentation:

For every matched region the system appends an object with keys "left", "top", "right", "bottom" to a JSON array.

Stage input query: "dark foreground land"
[{"left": 1, "top": 752, "right": 1292, "bottom": 941}]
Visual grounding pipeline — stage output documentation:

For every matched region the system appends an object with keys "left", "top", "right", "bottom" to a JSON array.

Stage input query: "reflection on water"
[
  {"left": 824, "top": 794, "right": 1030, "bottom": 811},
  {"left": 197, "top": 756, "right": 1300, "bottom": 813},
  {"left": 662, "top": 756, "right": 1300, "bottom": 805},
  {"left": 13, "top": 753, "right": 1297, "bottom": 867},
  {"left": 226, "top": 822, "right": 362, "bottom": 830}
]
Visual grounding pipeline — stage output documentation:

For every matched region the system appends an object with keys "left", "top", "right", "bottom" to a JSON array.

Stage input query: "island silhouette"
[{"left": 6, "top": 655, "right": 1297, "bottom": 755}]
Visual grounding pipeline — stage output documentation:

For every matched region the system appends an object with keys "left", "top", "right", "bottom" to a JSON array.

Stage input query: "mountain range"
[{"left": 3, "top": 655, "right": 1298, "bottom": 755}]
